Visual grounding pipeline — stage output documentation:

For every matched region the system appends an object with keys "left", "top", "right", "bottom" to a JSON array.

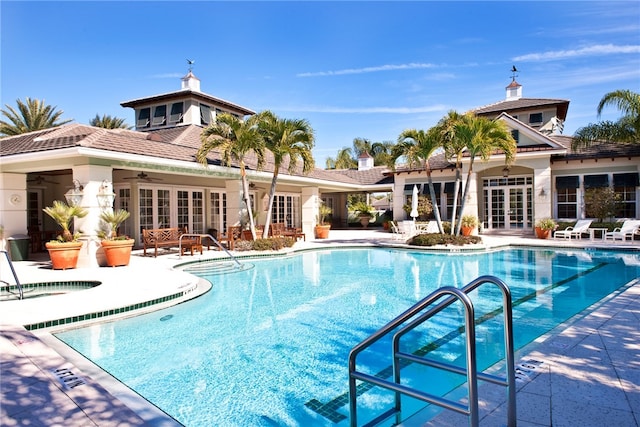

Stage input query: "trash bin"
[{"left": 8, "top": 234, "right": 30, "bottom": 261}]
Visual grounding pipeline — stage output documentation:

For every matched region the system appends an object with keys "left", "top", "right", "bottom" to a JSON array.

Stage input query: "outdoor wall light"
[
  {"left": 96, "top": 180, "right": 116, "bottom": 210},
  {"left": 64, "top": 179, "right": 84, "bottom": 206},
  {"left": 539, "top": 187, "right": 547, "bottom": 197},
  {"left": 502, "top": 167, "right": 510, "bottom": 178}
]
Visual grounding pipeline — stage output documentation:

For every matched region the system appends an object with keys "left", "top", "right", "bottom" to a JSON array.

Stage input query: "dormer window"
[
  {"left": 152, "top": 105, "right": 167, "bottom": 126},
  {"left": 169, "top": 102, "right": 184, "bottom": 124},
  {"left": 511, "top": 129, "right": 519, "bottom": 144},
  {"left": 529, "top": 113, "right": 543, "bottom": 125},
  {"left": 137, "top": 108, "right": 150, "bottom": 128},
  {"left": 200, "top": 104, "right": 211, "bottom": 126}
]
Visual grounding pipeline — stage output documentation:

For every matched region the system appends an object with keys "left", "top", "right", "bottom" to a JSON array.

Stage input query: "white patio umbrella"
[{"left": 410, "top": 184, "right": 419, "bottom": 221}]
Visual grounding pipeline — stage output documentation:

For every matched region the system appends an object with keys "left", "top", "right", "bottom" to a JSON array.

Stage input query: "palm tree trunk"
[
  {"left": 455, "top": 162, "right": 475, "bottom": 236},
  {"left": 263, "top": 171, "right": 280, "bottom": 239},
  {"left": 240, "top": 164, "right": 257, "bottom": 240},
  {"left": 426, "top": 170, "right": 444, "bottom": 233},
  {"left": 450, "top": 167, "right": 462, "bottom": 235}
]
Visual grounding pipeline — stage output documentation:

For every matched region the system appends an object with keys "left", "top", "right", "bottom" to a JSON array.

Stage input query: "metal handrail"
[
  {"left": 348, "top": 275, "right": 516, "bottom": 427},
  {"left": 178, "top": 233, "right": 242, "bottom": 267},
  {"left": 0, "top": 250, "right": 23, "bottom": 300}
]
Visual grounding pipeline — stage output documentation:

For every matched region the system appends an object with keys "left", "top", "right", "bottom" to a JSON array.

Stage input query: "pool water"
[{"left": 55, "top": 248, "right": 639, "bottom": 426}]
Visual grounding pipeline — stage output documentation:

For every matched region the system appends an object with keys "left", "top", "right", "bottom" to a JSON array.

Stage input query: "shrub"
[
  {"left": 409, "top": 233, "right": 481, "bottom": 246},
  {"left": 252, "top": 237, "right": 296, "bottom": 251},
  {"left": 234, "top": 240, "right": 254, "bottom": 251}
]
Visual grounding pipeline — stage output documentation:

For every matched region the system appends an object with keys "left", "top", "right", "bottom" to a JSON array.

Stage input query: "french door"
[{"left": 483, "top": 177, "right": 533, "bottom": 230}]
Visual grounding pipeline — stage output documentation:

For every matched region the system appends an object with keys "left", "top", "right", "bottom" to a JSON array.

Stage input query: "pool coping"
[{"left": 1, "top": 231, "right": 639, "bottom": 426}]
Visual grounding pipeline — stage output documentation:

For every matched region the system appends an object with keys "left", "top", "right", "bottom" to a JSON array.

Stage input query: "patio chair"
[
  {"left": 553, "top": 219, "right": 593, "bottom": 239},
  {"left": 604, "top": 220, "right": 640, "bottom": 242}
]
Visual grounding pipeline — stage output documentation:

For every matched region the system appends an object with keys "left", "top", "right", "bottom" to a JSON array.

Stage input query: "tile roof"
[
  {"left": 473, "top": 98, "right": 570, "bottom": 120},
  {"left": 120, "top": 89, "right": 255, "bottom": 116},
  {"left": 0, "top": 124, "right": 367, "bottom": 187},
  {"left": 550, "top": 135, "right": 640, "bottom": 161}
]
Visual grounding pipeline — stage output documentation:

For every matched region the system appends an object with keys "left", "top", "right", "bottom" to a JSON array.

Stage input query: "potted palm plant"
[
  {"left": 460, "top": 215, "right": 479, "bottom": 236},
  {"left": 315, "top": 202, "right": 332, "bottom": 239},
  {"left": 98, "top": 209, "right": 134, "bottom": 267},
  {"left": 352, "top": 201, "right": 376, "bottom": 228},
  {"left": 535, "top": 218, "right": 557, "bottom": 239},
  {"left": 43, "top": 200, "right": 88, "bottom": 270}
]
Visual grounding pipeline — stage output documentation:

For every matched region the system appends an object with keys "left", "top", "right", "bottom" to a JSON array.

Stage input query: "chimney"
[
  {"left": 181, "top": 71, "right": 201, "bottom": 92},
  {"left": 358, "top": 152, "right": 374, "bottom": 171}
]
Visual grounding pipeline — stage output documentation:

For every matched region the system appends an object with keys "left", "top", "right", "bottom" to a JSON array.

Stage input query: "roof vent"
[{"left": 146, "top": 133, "right": 162, "bottom": 142}]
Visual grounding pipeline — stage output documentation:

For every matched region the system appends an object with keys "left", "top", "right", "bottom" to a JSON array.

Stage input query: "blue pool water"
[{"left": 55, "top": 248, "right": 640, "bottom": 426}]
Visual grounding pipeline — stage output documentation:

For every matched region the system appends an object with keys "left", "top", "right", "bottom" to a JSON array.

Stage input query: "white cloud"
[
  {"left": 514, "top": 44, "right": 640, "bottom": 62},
  {"left": 297, "top": 63, "right": 438, "bottom": 77}
]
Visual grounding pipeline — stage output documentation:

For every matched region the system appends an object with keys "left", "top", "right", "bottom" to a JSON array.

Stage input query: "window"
[
  {"left": 443, "top": 182, "right": 460, "bottom": 220},
  {"left": 137, "top": 108, "right": 150, "bottom": 128},
  {"left": 200, "top": 104, "right": 211, "bottom": 126},
  {"left": 529, "top": 113, "right": 543, "bottom": 124},
  {"left": 614, "top": 173, "right": 639, "bottom": 218},
  {"left": 169, "top": 102, "right": 183, "bottom": 124},
  {"left": 177, "top": 190, "right": 204, "bottom": 233},
  {"left": 209, "top": 191, "right": 227, "bottom": 235},
  {"left": 152, "top": 105, "right": 167, "bottom": 126},
  {"left": 584, "top": 174, "right": 608, "bottom": 189},
  {"left": 115, "top": 187, "right": 132, "bottom": 237},
  {"left": 511, "top": 129, "right": 519, "bottom": 144},
  {"left": 555, "top": 176, "right": 579, "bottom": 218}
]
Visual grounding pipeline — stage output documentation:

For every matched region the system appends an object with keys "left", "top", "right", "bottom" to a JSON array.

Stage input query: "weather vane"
[
  {"left": 187, "top": 59, "right": 195, "bottom": 73},
  {"left": 510, "top": 65, "right": 518, "bottom": 81}
]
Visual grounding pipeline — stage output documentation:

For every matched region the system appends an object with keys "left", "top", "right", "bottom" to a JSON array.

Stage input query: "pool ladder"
[
  {"left": 179, "top": 233, "right": 242, "bottom": 268},
  {"left": 348, "top": 275, "right": 516, "bottom": 427},
  {"left": 0, "top": 250, "right": 24, "bottom": 300}
]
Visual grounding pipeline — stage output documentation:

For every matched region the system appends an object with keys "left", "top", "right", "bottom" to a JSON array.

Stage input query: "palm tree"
[
  {"left": 196, "top": 113, "right": 265, "bottom": 240},
  {"left": 0, "top": 98, "right": 72, "bottom": 136},
  {"left": 453, "top": 114, "right": 516, "bottom": 235},
  {"left": 436, "top": 110, "right": 467, "bottom": 234},
  {"left": 257, "top": 111, "right": 315, "bottom": 238},
  {"left": 90, "top": 114, "right": 131, "bottom": 129},
  {"left": 573, "top": 89, "right": 640, "bottom": 148},
  {"left": 392, "top": 127, "right": 445, "bottom": 233},
  {"left": 325, "top": 147, "right": 357, "bottom": 169}
]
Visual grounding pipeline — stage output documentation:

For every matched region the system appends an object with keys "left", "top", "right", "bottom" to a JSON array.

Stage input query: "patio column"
[
  {"left": 534, "top": 166, "right": 552, "bottom": 222},
  {"left": 0, "top": 172, "right": 28, "bottom": 252},
  {"left": 70, "top": 165, "right": 113, "bottom": 268},
  {"left": 301, "top": 187, "right": 318, "bottom": 240}
]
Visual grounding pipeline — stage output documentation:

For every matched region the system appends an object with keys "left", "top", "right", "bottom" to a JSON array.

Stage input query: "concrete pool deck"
[{"left": 1, "top": 230, "right": 639, "bottom": 426}]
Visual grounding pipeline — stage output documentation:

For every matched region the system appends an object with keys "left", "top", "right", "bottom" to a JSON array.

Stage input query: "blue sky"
[{"left": 2, "top": 1, "right": 639, "bottom": 164}]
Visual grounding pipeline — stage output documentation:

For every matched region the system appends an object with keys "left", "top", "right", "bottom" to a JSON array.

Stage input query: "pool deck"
[{"left": 1, "top": 229, "right": 639, "bottom": 426}]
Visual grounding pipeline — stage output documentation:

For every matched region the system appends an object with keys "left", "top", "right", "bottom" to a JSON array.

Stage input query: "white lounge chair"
[
  {"left": 397, "top": 220, "right": 417, "bottom": 239},
  {"left": 604, "top": 220, "right": 640, "bottom": 242},
  {"left": 389, "top": 221, "right": 403, "bottom": 240},
  {"left": 553, "top": 219, "right": 593, "bottom": 239}
]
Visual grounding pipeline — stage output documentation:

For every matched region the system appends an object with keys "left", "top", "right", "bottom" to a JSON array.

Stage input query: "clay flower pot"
[
  {"left": 45, "top": 241, "right": 83, "bottom": 270},
  {"left": 315, "top": 225, "right": 330, "bottom": 239},
  {"left": 101, "top": 238, "right": 135, "bottom": 267}
]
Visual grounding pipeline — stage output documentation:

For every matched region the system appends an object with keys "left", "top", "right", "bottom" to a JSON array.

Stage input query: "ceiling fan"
[
  {"left": 27, "top": 175, "right": 60, "bottom": 185},
  {"left": 123, "top": 172, "right": 163, "bottom": 182}
]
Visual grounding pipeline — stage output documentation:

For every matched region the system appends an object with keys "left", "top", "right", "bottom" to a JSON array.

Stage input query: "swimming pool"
[{"left": 55, "top": 247, "right": 640, "bottom": 426}]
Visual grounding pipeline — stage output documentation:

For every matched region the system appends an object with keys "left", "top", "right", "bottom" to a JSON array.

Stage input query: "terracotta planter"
[
  {"left": 45, "top": 241, "right": 83, "bottom": 270},
  {"left": 315, "top": 225, "right": 331, "bottom": 239},
  {"left": 535, "top": 227, "right": 551, "bottom": 239},
  {"left": 359, "top": 215, "right": 371, "bottom": 228},
  {"left": 101, "top": 239, "right": 135, "bottom": 267},
  {"left": 461, "top": 225, "right": 475, "bottom": 236}
]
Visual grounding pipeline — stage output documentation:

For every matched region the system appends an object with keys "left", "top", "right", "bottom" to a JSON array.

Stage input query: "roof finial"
[
  {"left": 187, "top": 59, "right": 195, "bottom": 73},
  {"left": 510, "top": 65, "right": 518, "bottom": 81}
]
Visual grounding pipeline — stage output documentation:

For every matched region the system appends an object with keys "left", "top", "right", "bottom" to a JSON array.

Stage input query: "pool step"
[{"left": 183, "top": 261, "right": 254, "bottom": 275}]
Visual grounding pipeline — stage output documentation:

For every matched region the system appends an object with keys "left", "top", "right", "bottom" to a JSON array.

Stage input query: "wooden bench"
[{"left": 142, "top": 227, "right": 202, "bottom": 257}]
